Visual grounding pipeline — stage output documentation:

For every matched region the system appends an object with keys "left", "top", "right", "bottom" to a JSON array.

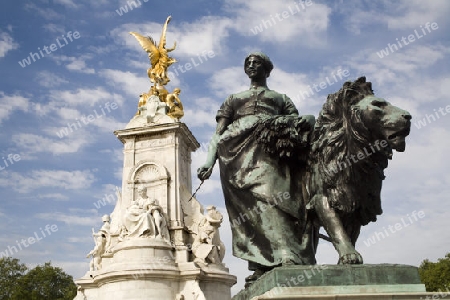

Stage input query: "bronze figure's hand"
[{"left": 197, "top": 164, "right": 214, "bottom": 181}]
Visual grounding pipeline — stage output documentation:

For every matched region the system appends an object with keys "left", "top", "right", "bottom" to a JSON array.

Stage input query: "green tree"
[
  {"left": 0, "top": 258, "right": 78, "bottom": 300},
  {"left": 419, "top": 252, "right": 450, "bottom": 292},
  {"left": 0, "top": 257, "right": 28, "bottom": 300},
  {"left": 10, "top": 261, "right": 77, "bottom": 300}
]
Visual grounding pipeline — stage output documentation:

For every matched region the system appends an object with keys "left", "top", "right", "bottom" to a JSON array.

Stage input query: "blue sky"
[{"left": 1, "top": 0, "right": 449, "bottom": 295}]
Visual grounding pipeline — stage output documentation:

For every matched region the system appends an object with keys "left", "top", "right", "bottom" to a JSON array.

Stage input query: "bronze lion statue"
[
  {"left": 242, "top": 77, "right": 411, "bottom": 265},
  {"left": 303, "top": 76, "right": 411, "bottom": 264}
]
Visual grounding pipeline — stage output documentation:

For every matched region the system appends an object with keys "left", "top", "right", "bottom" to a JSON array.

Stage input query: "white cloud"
[
  {"left": 24, "top": 3, "right": 63, "bottom": 21},
  {"left": 357, "top": 206, "right": 450, "bottom": 266},
  {"left": 385, "top": 128, "right": 450, "bottom": 188},
  {"left": 54, "top": 260, "right": 90, "bottom": 281},
  {"left": 208, "top": 66, "right": 248, "bottom": 98},
  {"left": 0, "top": 30, "right": 19, "bottom": 58},
  {"left": 11, "top": 133, "right": 90, "bottom": 155},
  {"left": 331, "top": 1, "right": 385, "bottom": 35},
  {"left": 99, "top": 69, "right": 150, "bottom": 97},
  {"left": 114, "top": 167, "right": 123, "bottom": 181},
  {"left": 92, "top": 115, "right": 127, "bottom": 133},
  {"left": 57, "top": 107, "right": 81, "bottom": 120},
  {"left": 52, "top": 55, "right": 96, "bottom": 74},
  {"left": 170, "top": 16, "right": 232, "bottom": 57},
  {"left": 384, "top": 0, "right": 450, "bottom": 30},
  {"left": 334, "top": 0, "right": 450, "bottom": 34},
  {"left": 54, "top": 0, "right": 79, "bottom": 9},
  {"left": 35, "top": 70, "right": 69, "bottom": 87},
  {"left": 36, "top": 211, "right": 99, "bottom": 226},
  {"left": 112, "top": 1, "right": 330, "bottom": 58},
  {"left": 66, "top": 236, "right": 92, "bottom": 243},
  {"left": 0, "top": 92, "right": 29, "bottom": 125},
  {"left": 225, "top": 0, "right": 330, "bottom": 46},
  {"left": 37, "top": 193, "right": 69, "bottom": 201},
  {"left": 42, "top": 23, "right": 66, "bottom": 34},
  {"left": 267, "top": 68, "right": 323, "bottom": 112},
  {"left": 87, "top": 45, "right": 112, "bottom": 55},
  {"left": 32, "top": 102, "right": 53, "bottom": 117},
  {"left": 373, "top": 45, "right": 450, "bottom": 75},
  {"left": 0, "top": 169, "right": 96, "bottom": 193},
  {"left": 336, "top": 44, "right": 449, "bottom": 119},
  {"left": 183, "top": 97, "right": 220, "bottom": 129},
  {"left": 67, "top": 59, "right": 95, "bottom": 74},
  {"left": 111, "top": 16, "right": 232, "bottom": 59},
  {"left": 25, "top": 88, "right": 125, "bottom": 137},
  {"left": 48, "top": 87, "right": 124, "bottom": 108}
]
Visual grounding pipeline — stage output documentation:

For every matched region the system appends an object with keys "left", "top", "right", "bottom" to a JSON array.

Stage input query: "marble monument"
[{"left": 73, "top": 16, "right": 236, "bottom": 300}]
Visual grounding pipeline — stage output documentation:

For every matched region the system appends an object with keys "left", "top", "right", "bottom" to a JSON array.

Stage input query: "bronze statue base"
[{"left": 232, "top": 264, "right": 431, "bottom": 300}]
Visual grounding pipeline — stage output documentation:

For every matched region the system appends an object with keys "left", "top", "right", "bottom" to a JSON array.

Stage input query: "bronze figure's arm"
[{"left": 197, "top": 117, "right": 231, "bottom": 181}]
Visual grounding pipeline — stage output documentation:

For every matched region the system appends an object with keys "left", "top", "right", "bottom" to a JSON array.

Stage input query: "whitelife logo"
[
  {"left": 18, "top": 31, "right": 81, "bottom": 68},
  {"left": 376, "top": 22, "right": 439, "bottom": 58}
]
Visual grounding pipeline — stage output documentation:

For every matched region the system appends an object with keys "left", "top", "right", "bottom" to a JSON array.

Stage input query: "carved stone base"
[
  {"left": 232, "top": 264, "right": 436, "bottom": 300},
  {"left": 75, "top": 238, "right": 236, "bottom": 300}
]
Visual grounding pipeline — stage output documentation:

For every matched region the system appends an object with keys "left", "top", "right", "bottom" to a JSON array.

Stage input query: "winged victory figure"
[{"left": 130, "top": 16, "right": 177, "bottom": 87}]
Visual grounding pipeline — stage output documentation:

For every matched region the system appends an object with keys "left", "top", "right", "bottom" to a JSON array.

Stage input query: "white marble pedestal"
[{"left": 76, "top": 239, "right": 235, "bottom": 300}]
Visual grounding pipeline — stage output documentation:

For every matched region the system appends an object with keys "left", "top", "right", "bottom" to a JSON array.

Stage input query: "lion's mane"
[{"left": 309, "top": 77, "right": 386, "bottom": 225}]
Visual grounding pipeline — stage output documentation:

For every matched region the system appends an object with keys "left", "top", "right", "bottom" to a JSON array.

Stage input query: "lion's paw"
[{"left": 338, "top": 251, "right": 363, "bottom": 264}]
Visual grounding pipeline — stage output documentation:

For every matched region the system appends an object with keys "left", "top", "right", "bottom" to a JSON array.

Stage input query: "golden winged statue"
[{"left": 130, "top": 16, "right": 177, "bottom": 87}]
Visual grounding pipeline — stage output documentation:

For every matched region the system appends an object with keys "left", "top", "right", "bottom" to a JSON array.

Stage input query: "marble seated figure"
[{"left": 123, "top": 186, "right": 170, "bottom": 242}]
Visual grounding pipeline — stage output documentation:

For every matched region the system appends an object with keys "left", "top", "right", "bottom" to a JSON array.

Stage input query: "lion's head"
[
  {"left": 309, "top": 77, "right": 411, "bottom": 225},
  {"left": 351, "top": 95, "right": 411, "bottom": 153}
]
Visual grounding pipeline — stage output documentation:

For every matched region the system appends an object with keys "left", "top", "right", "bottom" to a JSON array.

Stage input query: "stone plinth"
[
  {"left": 114, "top": 122, "right": 199, "bottom": 237},
  {"left": 76, "top": 239, "right": 236, "bottom": 299},
  {"left": 76, "top": 239, "right": 177, "bottom": 299},
  {"left": 232, "top": 264, "right": 438, "bottom": 300}
]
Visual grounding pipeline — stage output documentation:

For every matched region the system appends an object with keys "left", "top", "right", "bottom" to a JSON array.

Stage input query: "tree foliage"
[
  {"left": 419, "top": 252, "right": 450, "bottom": 292},
  {"left": 0, "top": 257, "right": 27, "bottom": 300},
  {"left": 0, "top": 257, "right": 77, "bottom": 300}
]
